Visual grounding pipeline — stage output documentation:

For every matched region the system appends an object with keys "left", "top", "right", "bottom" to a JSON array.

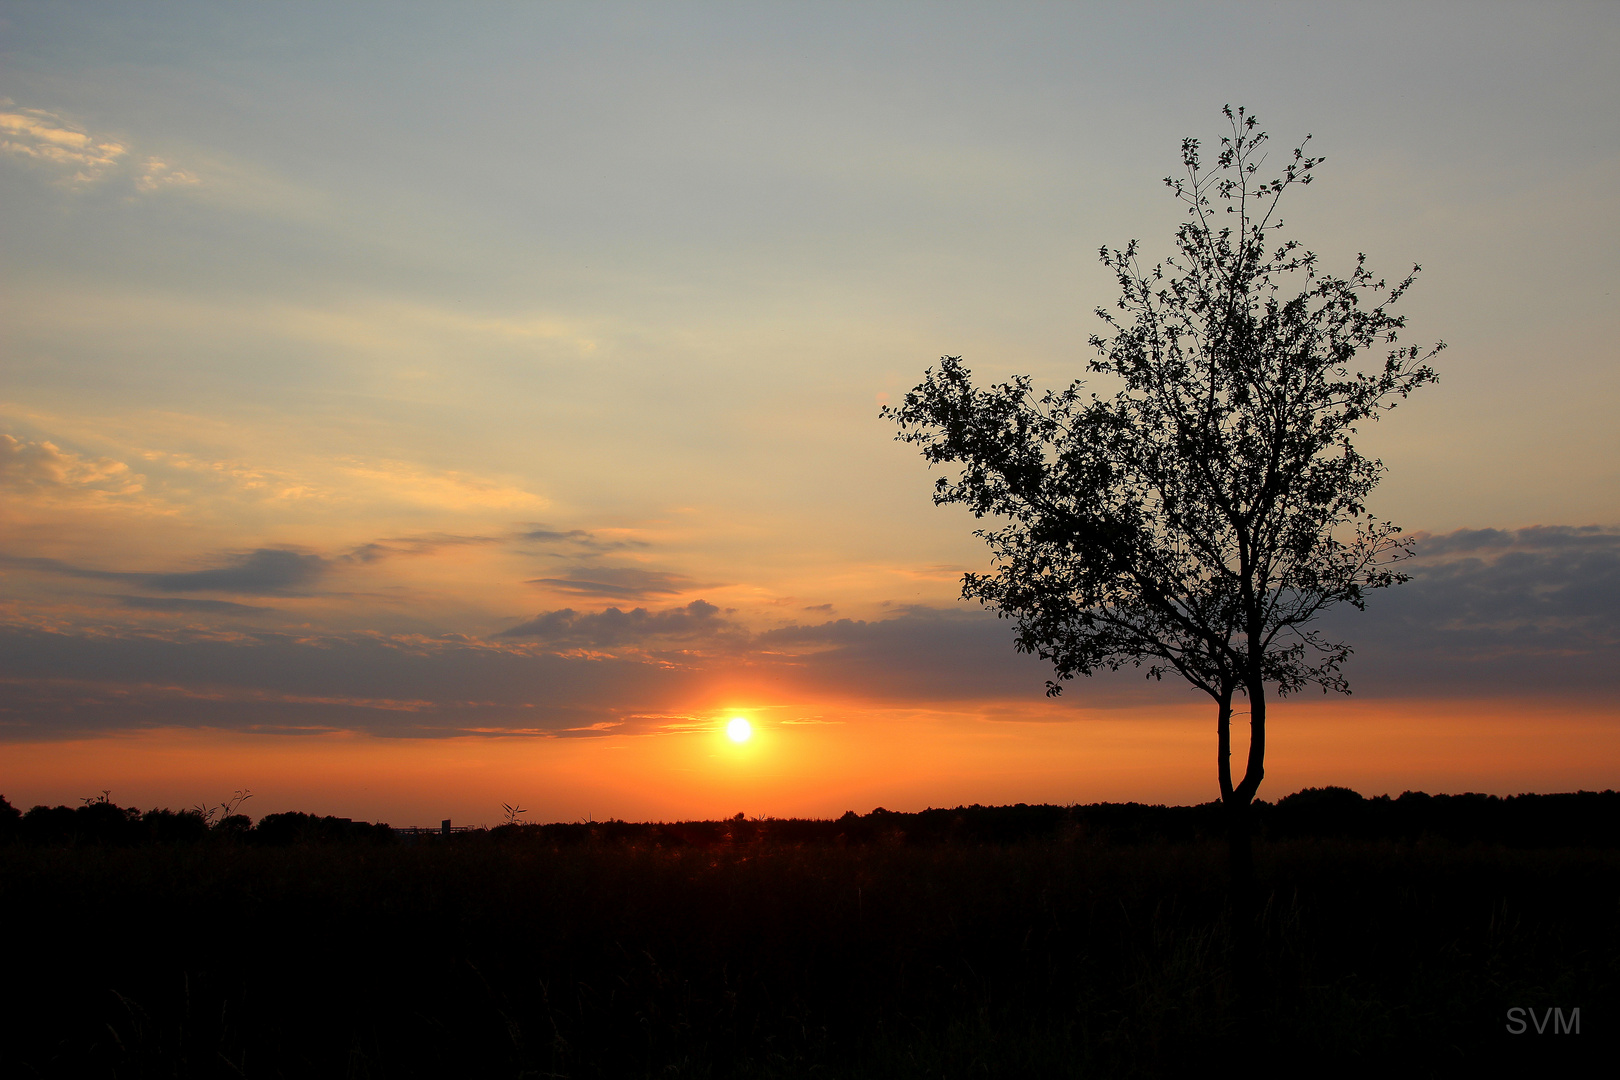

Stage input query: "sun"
[{"left": 726, "top": 716, "right": 752, "bottom": 743}]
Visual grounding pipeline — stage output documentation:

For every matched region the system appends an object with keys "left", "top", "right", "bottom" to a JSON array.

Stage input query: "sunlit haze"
[{"left": 2, "top": 2, "right": 1616, "bottom": 826}]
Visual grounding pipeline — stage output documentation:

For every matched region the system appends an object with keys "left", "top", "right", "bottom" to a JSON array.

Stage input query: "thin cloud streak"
[
  {"left": 116, "top": 596, "right": 272, "bottom": 615},
  {"left": 0, "top": 434, "right": 143, "bottom": 494},
  {"left": 1, "top": 101, "right": 200, "bottom": 193},
  {"left": 344, "top": 534, "right": 501, "bottom": 563},
  {"left": 0, "top": 548, "right": 327, "bottom": 596},
  {"left": 518, "top": 527, "right": 649, "bottom": 554},
  {"left": 526, "top": 567, "right": 697, "bottom": 600},
  {"left": 0, "top": 104, "right": 127, "bottom": 184}
]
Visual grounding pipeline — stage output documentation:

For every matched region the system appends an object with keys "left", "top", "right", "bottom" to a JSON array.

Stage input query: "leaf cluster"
[{"left": 886, "top": 107, "right": 1442, "bottom": 704}]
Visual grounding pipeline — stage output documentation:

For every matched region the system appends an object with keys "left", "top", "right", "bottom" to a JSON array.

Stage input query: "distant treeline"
[
  {"left": 0, "top": 796, "right": 391, "bottom": 847},
  {"left": 4, "top": 786, "right": 1618, "bottom": 848}
]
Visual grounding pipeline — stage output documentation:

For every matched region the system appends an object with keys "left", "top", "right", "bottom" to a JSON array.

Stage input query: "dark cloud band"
[{"left": 0, "top": 526, "right": 1613, "bottom": 740}]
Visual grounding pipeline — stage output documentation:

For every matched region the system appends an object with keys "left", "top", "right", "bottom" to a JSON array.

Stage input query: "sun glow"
[{"left": 726, "top": 716, "right": 753, "bottom": 743}]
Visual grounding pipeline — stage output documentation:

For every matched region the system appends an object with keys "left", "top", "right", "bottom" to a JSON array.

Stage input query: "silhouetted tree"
[
  {"left": 0, "top": 794, "right": 19, "bottom": 842},
  {"left": 141, "top": 807, "right": 212, "bottom": 844},
  {"left": 886, "top": 107, "right": 1441, "bottom": 923}
]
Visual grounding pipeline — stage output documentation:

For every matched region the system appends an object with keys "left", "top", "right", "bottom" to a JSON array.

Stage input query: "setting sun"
[{"left": 726, "top": 717, "right": 753, "bottom": 743}]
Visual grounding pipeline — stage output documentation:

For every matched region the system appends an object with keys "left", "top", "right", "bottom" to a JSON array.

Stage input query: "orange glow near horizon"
[{"left": 3, "top": 696, "right": 1617, "bottom": 828}]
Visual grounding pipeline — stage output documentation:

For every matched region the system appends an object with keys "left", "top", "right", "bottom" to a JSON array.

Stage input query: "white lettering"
[{"left": 1506, "top": 1007, "right": 1527, "bottom": 1035}]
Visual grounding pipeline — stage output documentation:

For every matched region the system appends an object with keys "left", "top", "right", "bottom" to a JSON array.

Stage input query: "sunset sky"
[{"left": 3, "top": 2, "right": 1616, "bottom": 826}]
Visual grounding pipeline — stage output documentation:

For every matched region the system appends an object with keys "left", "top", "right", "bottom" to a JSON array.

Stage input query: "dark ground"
[{"left": 1, "top": 790, "right": 1614, "bottom": 1077}]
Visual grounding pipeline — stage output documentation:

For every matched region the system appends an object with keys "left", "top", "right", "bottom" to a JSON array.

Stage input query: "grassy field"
[{"left": 2, "top": 797, "right": 1614, "bottom": 1077}]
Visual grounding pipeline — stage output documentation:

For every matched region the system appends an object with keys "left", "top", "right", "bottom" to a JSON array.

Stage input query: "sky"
[{"left": 2, "top": 1, "right": 1617, "bottom": 825}]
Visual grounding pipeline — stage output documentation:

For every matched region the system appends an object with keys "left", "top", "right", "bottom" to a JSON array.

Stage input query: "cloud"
[
  {"left": 499, "top": 599, "right": 737, "bottom": 647},
  {"left": 147, "top": 549, "right": 326, "bottom": 594},
  {"left": 0, "top": 625, "right": 703, "bottom": 739},
  {"left": 1406, "top": 526, "right": 1620, "bottom": 632},
  {"left": 345, "top": 533, "right": 499, "bottom": 563},
  {"left": 526, "top": 566, "right": 694, "bottom": 600},
  {"left": 762, "top": 526, "right": 1620, "bottom": 704},
  {"left": 136, "top": 157, "right": 200, "bottom": 192},
  {"left": 0, "top": 435, "right": 144, "bottom": 494},
  {"left": 756, "top": 605, "right": 1067, "bottom": 703},
  {"left": 1407, "top": 525, "right": 1620, "bottom": 560},
  {"left": 1409, "top": 528, "right": 1518, "bottom": 557},
  {"left": 109, "top": 449, "right": 540, "bottom": 513},
  {"left": 0, "top": 601, "right": 1072, "bottom": 741},
  {"left": 334, "top": 459, "right": 547, "bottom": 512},
  {"left": 518, "top": 526, "right": 648, "bottom": 554},
  {"left": 1323, "top": 525, "right": 1620, "bottom": 697},
  {"left": 0, "top": 104, "right": 201, "bottom": 195},
  {"left": 750, "top": 526, "right": 1620, "bottom": 706},
  {"left": 0, "top": 548, "right": 326, "bottom": 597},
  {"left": 116, "top": 596, "right": 271, "bottom": 615},
  {"left": 0, "top": 106, "right": 127, "bottom": 184}
]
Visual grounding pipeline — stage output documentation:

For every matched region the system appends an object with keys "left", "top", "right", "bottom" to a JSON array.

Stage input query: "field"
[{"left": 2, "top": 794, "right": 1614, "bottom": 1077}]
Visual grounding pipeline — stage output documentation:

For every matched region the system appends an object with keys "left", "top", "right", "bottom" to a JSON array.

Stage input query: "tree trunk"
[
  {"left": 1224, "top": 792, "right": 1256, "bottom": 936},
  {"left": 1227, "top": 673, "right": 1266, "bottom": 1007},
  {"left": 1215, "top": 689, "right": 1235, "bottom": 803},
  {"left": 1235, "top": 677, "right": 1266, "bottom": 805},
  {"left": 1223, "top": 794, "right": 1260, "bottom": 1022}
]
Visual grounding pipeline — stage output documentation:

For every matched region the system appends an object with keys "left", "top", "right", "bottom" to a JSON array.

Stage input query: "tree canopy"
[{"left": 886, "top": 106, "right": 1442, "bottom": 809}]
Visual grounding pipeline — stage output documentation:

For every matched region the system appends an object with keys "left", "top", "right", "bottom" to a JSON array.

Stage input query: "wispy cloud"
[
  {"left": 518, "top": 526, "right": 649, "bottom": 554},
  {"left": 0, "top": 435, "right": 144, "bottom": 495},
  {"left": 526, "top": 566, "right": 695, "bottom": 600},
  {"left": 335, "top": 459, "right": 547, "bottom": 513},
  {"left": 146, "top": 549, "right": 326, "bottom": 594},
  {"left": 0, "top": 105, "right": 127, "bottom": 183},
  {"left": 100, "top": 445, "right": 544, "bottom": 515},
  {"left": 116, "top": 596, "right": 271, "bottom": 615},
  {"left": 0, "top": 548, "right": 326, "bottom": 597},
  {"left": 135, "top": 156, "right": 200, "bottom": 192},
  {"left": 345, "top": 534, "right": 500, "bottom": 563},
  {"left": 0, "top": 102, "right": 200, "bottom": 195}
]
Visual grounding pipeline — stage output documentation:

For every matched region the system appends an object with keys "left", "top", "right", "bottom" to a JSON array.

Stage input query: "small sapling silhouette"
[{"left": 191, "top": 789, "right": 253, "bottom": 828}]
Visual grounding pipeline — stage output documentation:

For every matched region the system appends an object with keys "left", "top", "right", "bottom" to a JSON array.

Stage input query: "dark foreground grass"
[{"left": 3, "top": 831, "right": 1614, "bottom": 1077}]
